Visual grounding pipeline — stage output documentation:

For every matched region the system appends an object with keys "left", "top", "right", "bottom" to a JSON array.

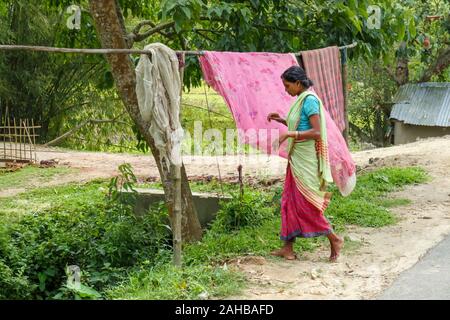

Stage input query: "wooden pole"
[
  {"left": 0, "top": 42, "right": 357, "bottom": 57},
  {"left": 7, "top": 116, "right": 12, "bottom": 160},
  {"left": 24, "top": 119, "right": 33, "bottom": 161},
  {"left": 32, "top": 118, "right": 36, "bottom": 163},
  {"left": 13, "top": 118, "right": 17, "bottom": 160},
  {"left": 341, "top": 48, "right": 350, "bottom": 146},
  {"left": 19, "top": 118, "right": 23, "bottom": 160},
  {"left": 173, "top": 53, "right": 185, "bottom": 267},
  {"left": 2, "top": 114, "right": 5, "bottom": 160}
]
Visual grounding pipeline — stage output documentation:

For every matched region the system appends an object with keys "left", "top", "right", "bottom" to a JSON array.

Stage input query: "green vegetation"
[
  {"left": 109, "top": 166, "right": 428, "bottom": 299},
  {"left": 107, "top": 264, "right": 244, "bottom": 300},
  {"left": 0, "top": 178, "right": 171, "bottom": 299},
  {"left": 0, "top": 166, "right": 75, "bottom": 190},
  {"left": 327, "top": 167, "right": 428, "bottom": 229},
  {"left": 0, "top": 164, "right": 431, "bottom": 299}
]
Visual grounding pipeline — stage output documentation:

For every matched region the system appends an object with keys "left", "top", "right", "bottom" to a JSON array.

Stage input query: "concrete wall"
[
  {"left": 123, "top": 188, "right": 231, "bottom": 228},
  {"left": 393, "top": 121, "right": 450, "bottom": 145}
]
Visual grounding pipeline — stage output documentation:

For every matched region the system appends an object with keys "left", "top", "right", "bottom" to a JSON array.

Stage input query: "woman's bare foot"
[
  {"left": 329, "top": 236, "right": 344, "bottom": 262},
  {"left": 270, "top": 248, "right": 297, "bottom": 260}
]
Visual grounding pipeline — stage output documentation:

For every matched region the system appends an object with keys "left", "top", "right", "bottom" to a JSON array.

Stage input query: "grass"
[
  {"left": 0, "top": 178, "right": 105, "bottom": 224},
  {"left": 0, "top": 165, "right": 76, "bottom": 190},
  {"left": 326, "top": 167, "right": 429, "bottom": 230},
  {"left": 0, "top": 165, "right": 429, "bottom": 299},
  {"left": 107, "top": 264, "right": 245, "bottom": 300}
]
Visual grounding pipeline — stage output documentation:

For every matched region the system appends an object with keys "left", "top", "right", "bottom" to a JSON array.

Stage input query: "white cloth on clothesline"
[{"left": 135, "top": 42, "right": 184, "bottom": 170}]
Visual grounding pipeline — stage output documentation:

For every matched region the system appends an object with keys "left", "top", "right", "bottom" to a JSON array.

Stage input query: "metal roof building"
[{"left": 390, "top": 82, "right": 450, "bottom": 144}]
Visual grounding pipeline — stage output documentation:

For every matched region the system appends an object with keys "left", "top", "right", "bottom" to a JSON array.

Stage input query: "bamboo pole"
[
  {"left": 1, "top": 122, "right": 3, "bottom": 161},
  {"left": 32, "top": 118, "right": 36, "bottom": 163},
  {"left": 19, "top": 118, "right": 23, "bottom": 160},
  {"left": 1, "top": 117, "right": 4, "bottom": 161},
  {"left": 13, "top": 118, "right": 17, "bottom": 160},
  {"left": 0, "top": 45, "right": 203, "bottom": 55},
  {"left": 5, "top": 109, "right": 8, "bottom": 160},
  {"left": 7, "top": 116, "right": 12, "bottom": 160},
  {"left": 0, "top": 42, "right": 357, "bottom": 57},
  {"left": 173, "top": 53, "right": 185, "bottom": 267},
  {"left": 25, "top": 119, "right": 32, "bottom": 160}
]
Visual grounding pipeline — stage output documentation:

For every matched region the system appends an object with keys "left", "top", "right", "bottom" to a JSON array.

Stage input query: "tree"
[{"left": 87, "top": 0, "right": 202, "bottom": 242}]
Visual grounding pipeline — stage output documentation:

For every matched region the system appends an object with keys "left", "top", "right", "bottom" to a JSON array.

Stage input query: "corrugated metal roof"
[{"left": 390, "top": 82, "right": 450, "bottom": 127}]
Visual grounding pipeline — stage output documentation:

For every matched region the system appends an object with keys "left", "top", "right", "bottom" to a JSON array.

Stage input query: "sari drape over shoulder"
[{"left": 280, "top": 91, "right": 334, "bottom": 240}]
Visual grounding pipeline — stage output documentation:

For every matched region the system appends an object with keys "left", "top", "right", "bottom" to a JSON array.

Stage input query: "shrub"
[{"left": 212, "top": 191, "right": 275, "bottom": 232}]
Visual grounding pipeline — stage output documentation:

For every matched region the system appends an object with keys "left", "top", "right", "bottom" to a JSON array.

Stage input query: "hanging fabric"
[
  {"left": 200, "top": 51, "right": 298, "bottom": 157},
  {"left": 135, "top": 43, "right": 184, "bottom": 171},
  {"left": 199, "top": 50, "right": 356, "bottom": 196},
  {"left": 300, "top": 46, "right": 346, "bottom": 132}
]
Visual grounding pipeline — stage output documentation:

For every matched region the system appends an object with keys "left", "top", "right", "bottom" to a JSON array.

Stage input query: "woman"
[{"left": 267, "top": 66, "right": 344, "bottom": 262}]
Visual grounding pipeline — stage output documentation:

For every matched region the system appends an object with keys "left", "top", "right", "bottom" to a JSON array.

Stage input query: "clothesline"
[{"left": 0, "top": 42, "right": 357, "bottom": 56}]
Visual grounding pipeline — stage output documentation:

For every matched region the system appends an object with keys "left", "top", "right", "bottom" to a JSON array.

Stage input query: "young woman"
[{"left": 267, "top": 66, "right": 344, "bottom": 262}]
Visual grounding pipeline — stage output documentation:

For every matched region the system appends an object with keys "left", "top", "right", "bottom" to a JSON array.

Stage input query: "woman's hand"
[
  {"left": 267, "top": 112, "right": 284, "bottom": 123},
  {"left": 278, "top": 132, "right": 289, "bottom": 145}
]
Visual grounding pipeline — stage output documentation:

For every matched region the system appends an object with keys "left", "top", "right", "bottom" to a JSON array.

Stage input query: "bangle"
[{"left": 296, "top": 131, "right": 300, "bottom": 140}]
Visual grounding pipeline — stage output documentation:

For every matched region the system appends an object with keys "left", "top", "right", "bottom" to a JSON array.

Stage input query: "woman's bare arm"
[{"left": 285, "top": 114, "right": 321, "bottom": 140}]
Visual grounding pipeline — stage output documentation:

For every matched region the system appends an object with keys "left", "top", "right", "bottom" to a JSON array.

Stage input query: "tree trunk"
[
  {"left": 394, "top": 57, "right": 409, "bottom": 86},
  {"left": 88, "top": 0, "right": 202, "bottom": 242}
]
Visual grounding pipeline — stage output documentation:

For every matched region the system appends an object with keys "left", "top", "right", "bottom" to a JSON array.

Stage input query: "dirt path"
[
  {"left": 3, "top": 136, "right": 450, "bottom": 299},
  {"left": 225, "top": 135, "right": 450, "bottom": 299}
]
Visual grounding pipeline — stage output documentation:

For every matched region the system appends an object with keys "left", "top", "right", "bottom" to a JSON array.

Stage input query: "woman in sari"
[{"left": 267, "top": 66, "right": 344, "bottom": 262}]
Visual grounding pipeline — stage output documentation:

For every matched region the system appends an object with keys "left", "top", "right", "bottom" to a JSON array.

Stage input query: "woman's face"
[{"left": 282, "top": 79, "right": 302, "bottom": 96}]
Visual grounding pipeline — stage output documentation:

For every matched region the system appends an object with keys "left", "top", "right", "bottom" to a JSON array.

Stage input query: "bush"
[
  {"left": 0, "top": 259, "right": 33, "bottom": 300},
  {"left": 0, "top": 190, "right": 171, "bottom": 300},
  {"left": 212, "top": 191, "right": 274, "bottom": 232}
]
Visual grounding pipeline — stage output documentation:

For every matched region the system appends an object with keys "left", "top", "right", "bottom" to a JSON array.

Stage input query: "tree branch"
[
  {"left": 127, "top": 20, "right": 176, "bottom": 45},
  {"left": 419, "top": 45, "right": 450, "bottom": 83},
  {"left": 43, "top": 117, "right": 128, "bottom": 147},
  {"left": 194, "top": 30, "right": 215, "bottom": 43}
]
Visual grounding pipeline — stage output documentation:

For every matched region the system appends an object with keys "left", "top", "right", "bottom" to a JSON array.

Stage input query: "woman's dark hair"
[{"left": 281, "top": 66, "right": 314, "bottom": 88}]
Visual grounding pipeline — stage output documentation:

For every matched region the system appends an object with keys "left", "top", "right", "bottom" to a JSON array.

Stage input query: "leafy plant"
[
  {"left": 107, "top": 163, "right": 138, "bottom": 208},
  {"left": 212, "top": 191, "right": 274, "bottom": 232}
]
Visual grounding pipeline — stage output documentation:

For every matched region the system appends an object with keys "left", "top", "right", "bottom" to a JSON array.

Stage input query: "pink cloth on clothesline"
[
  {"left": 301, "top": 46, "right": 346, "bottom": 132},
  {"left": 199, "top": 51, "right": 356, "bottom": 195},
  {"left": 200, "top": 51, "right": 297, "bottom": 157}
]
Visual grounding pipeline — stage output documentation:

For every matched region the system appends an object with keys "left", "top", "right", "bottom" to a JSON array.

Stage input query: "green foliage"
[
  {"left": 327, "top": 167, "right": 428, "bottom": 228},
  {"left": 400, "top": 0, "right": 450, "bottom": 81},
  {"left": 107, "top": 264, "right": 244, "bottom": 300},
  {"left": 0, "top": 0, "right": 109, "bottom": 141},
  {"left": 348, "top": 57, "right": 398, "bottom": 147},
  {"left": 213, "top": 191, "right": 274, "bottom": 232},
  {"left": 0, "top": 178, "right": 171, "bottom": 299},
  {"left": 111, "top": 167, "right": 429, "bottom": 299},
  {"left": 2, "top": 0, "right": 447, "bottom": 152},
  {"left": 0, "top": 255, "right": 33, "bottom": 300},
  {"left": 107, "top": 163, "right": 138, "bottom": 206},
  {"left": 0, "top": 165, "right": 430, "bottom": 299}
]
